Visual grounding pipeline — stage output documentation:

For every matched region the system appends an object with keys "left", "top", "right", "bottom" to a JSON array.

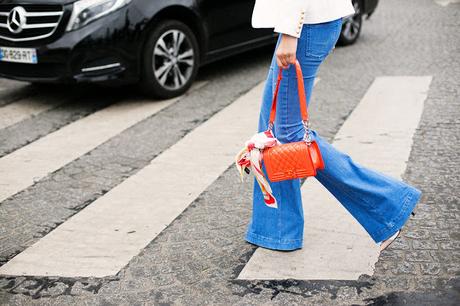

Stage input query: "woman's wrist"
[{"left": 276, "top": 34, "right": 298, "bottom": 69}]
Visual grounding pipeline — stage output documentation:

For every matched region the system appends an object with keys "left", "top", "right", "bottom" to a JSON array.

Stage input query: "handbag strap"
[{"left": 267, "top": 60, "right": 312, "bottom": 143}]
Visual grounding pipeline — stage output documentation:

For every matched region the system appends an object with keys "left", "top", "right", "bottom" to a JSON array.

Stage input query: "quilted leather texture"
[{"left": 263, "top": 140, "right": 323, "bottom": 182}]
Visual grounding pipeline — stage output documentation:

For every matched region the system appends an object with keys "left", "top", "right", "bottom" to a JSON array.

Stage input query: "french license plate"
[{"left": 0, "top": 47, "right": 37, "bottom": 64}]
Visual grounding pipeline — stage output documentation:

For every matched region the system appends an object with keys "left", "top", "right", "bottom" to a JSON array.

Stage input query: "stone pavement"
[{"left": 0, "top": 0, "right": 459, "bottom": 305}]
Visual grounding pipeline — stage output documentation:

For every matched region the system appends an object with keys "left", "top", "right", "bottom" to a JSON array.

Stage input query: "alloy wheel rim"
[
  {"left": 153, "top": 29, "right": 194, "bottom": 90},
  {"left": 341, "top": 2, "right": 361, "bottom": 41}
]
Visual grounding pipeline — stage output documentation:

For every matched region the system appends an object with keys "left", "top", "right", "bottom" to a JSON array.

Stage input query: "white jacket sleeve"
[{"left": 273, "top": 0, "right": 306, "bottom": 38}]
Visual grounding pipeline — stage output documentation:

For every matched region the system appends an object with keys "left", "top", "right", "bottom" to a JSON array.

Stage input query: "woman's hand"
[{"left": 276, "top": 34, "right": 298, "bottom": 69}]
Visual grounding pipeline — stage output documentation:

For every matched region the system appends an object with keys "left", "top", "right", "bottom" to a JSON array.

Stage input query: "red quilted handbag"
[{"left": 263, "top": 60, "right": 325, "bottom": 182}]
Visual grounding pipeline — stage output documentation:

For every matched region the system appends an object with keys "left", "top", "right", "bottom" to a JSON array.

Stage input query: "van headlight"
[{"left": 66, "top": 0, "right": 132, "bottom": 31}]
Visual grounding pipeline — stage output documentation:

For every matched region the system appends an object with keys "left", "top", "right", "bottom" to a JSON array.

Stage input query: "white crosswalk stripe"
[
  {"left": 0, "top": 78, "right": 319, "bottom": 278},
  {"left": 0, "top": 82, "right": 205, "bottom": 203},
  {"left": 0, "top": 76, "right": 430, "bottom": 281},
  {"left": 434, "top": 0, "right": 460, "bottom": 6},
  {"left": 237, "top": 76, "right": 432, "bottom": 280},
  {"left": 0, "top": 81, "right": 264, "bottom": 277},
  {"left": 0, "top": 95, "right": 64, "bottom": 130}
]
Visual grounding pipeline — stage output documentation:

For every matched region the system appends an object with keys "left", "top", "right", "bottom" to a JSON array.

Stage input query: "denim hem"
[
  {"left": 245, "top": 231, "right": 303, "bottom": 251},
  {"left": 373, "top": 186, "right": 422, "bottom": 243}
]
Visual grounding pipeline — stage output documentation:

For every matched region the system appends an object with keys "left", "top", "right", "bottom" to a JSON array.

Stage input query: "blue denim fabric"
[{"left": 245, "top": 18, "right": 422, "bottom": 251}]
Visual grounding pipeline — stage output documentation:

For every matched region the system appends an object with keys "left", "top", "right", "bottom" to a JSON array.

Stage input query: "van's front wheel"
[{"left": 140, "top": 20, "right": 199, "bottom": 99}]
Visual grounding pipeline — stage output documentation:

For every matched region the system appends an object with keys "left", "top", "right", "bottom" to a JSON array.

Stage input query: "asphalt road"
[{"left": 0, "top": 0, "right": 459, "bottom": 305}]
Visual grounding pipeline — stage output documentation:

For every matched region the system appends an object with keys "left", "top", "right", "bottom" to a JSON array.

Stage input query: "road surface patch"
[{"left": 0, "top": 81, "right": 263, "bottom": 277}]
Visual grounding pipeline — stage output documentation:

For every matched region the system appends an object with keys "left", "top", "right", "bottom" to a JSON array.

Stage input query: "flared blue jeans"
[{"left": 245, "top": 18, "right": 422, "bottom": 250}]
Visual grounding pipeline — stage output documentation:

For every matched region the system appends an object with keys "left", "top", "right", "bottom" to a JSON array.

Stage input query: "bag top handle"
[{"left": 268, "top": 60, "right": 309, "bottom": 128}]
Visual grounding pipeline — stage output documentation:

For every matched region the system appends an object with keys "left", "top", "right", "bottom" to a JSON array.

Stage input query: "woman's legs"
[
  {"left": 245, "top": 18, "right": 422, "bottom": 250},
  {"left": 245, "top": 39, "right": 305, "bottom": 251}
]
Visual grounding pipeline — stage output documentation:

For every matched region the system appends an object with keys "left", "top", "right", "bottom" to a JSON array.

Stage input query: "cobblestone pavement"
[{"left": 0, "top": 0, "right": 459, "bottom": 305}]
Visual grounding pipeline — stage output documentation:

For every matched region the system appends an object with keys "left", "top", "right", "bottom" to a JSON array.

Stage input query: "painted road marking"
[
  {"left": 238, "top": 76, "right": 432, "bottom": 280},
  {"left": 0, "top": 95, "right": 64, "bottom": 130},
  {"left": 0, "top": 80, "right": 265, "bottom": 277},
  {"left": 434, "top": 0, "right": 460, "bottom": 6},
  {"left": 0, "top": 82, "right": 206, "bottom": 203},
  {"left": 0, "top": 78, "right": 318, "bottom": 277}
]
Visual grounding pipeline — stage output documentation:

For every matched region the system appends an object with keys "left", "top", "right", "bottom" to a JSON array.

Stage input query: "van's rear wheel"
[{"left": 140, "top": 20, "right": 199, "bottom": 99}]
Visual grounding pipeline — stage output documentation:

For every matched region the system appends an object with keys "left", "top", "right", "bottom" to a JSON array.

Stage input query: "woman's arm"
[
  {"left": 273, "top": 0, "right": 305, "bottom": 38},
  {"left": 273, "top": 0, "right": 304, "bottom": 69},
  {"left": 251, "top": 0, "right": 304, "bottom": 69}
]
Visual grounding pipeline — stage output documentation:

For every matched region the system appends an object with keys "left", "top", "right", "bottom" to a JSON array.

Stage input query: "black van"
[{"left": 0, "top": 0, "right": 378, "bottom": 98}]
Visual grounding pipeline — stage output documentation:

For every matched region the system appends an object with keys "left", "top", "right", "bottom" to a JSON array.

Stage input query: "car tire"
[
  {"left": 140, "top": 20, "right": 200, "bottom": 99},
  {"left": 337, "top": 0, "right": 362, "bottom": 46}
]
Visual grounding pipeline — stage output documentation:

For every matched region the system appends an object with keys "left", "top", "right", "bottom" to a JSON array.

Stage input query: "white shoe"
[
  {"left": 379, "top": 229, "right": 401, "bottom": 251},
  {"left": 379, "top": 211, "right": 415, "bottom": 251}
]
